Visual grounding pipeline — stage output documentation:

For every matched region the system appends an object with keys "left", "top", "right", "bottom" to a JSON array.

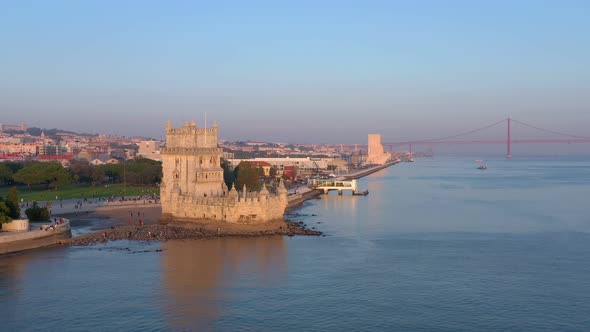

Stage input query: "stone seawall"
[
  {"left": 343, "top": 161, "right": 397, "bottom": 180},
  {"left": 287, "top": 189, "right": 322, "bottom": 209},
  {"left": 0, "top": 219, "right": 71, "bottom": 255},
  {"left": 62, "top": 221, "right": 321, "bottom": 246},
  {"left": 0, "top": 229, "right": 71, "bottom": 255}
]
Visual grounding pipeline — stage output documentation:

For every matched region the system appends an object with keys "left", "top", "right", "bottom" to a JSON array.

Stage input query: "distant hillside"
[{"left": 24, "top": 127, "right": 98, "bottom": 137}]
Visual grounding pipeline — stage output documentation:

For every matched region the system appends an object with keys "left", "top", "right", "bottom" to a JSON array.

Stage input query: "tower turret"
[{"left": 228, "top": 185, "right": 238, "bottom": 201}]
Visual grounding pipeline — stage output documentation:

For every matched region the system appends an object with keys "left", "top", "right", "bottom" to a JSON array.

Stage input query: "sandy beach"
[
  {"left": 94, "top": 204, "right": 163, "bottom": 226},
  {"left": 93, "top": 203, "right": 294, "bottom": 233}
]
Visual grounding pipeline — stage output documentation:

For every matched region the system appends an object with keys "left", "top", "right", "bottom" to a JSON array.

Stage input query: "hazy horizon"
[{"left": 1, "top": 1, "right": 589, "bottom": 149}]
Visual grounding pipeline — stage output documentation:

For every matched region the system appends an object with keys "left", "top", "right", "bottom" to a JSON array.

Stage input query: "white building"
[
  {"left": 228, "top": 157, "right": 331, "bottom": 175},
  {"left": 137, "top": 140, "right": 162, "bottom": 161}
]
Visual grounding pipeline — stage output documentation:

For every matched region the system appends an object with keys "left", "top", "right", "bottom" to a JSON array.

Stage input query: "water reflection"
[
  {"left": 160, "top": 236, "right": 287, "bottom": 330},
  {"left": 0, "top": 248, "right": 63, "bottom": 323},
  {"left": 320, "top": 191, "right": 359, "bottom": 211},
  {"left": 0, "top": 252, "right": 31, "bottom": 303},
  {"left": 365, "top": 172, "right": 387, "bottom": 228}
]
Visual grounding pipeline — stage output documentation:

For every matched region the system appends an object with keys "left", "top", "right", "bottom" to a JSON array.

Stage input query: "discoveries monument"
[
  {"left": 365, "top": 133, "right": 391, "bottom": 165},
  {"left": 160, "top": 121, "right": 288, "bottom": 223}
]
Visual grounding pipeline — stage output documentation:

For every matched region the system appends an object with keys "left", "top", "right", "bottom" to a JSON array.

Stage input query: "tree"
[
  {"left": 47, "top": 163, "right": 73, "bottom": 189},
  {"left": 269, "top": 166, "right": 277, "bottom": 178},
  {"left": 221, "top": 158, "right": 235, "bottom": 190},
  {"left": 0, "top": 198, "right": 12, "bottom": 223},
  {"left": 123, "top": 158, "right": 162, "bottom": 185},
  {"left": 233, "top": 161, "right": 260, "bottom": 191},
  {"left": 98, "top": 164, "right": 122, "bottom": 183},
  {"left": 12, "top": 163, "right": 42, "bottom": 189},
  {"left": 5, "top": 187, "right": 20, "bottom": 219},
  {"left": 13, "top": 162, "right": 72, "bottom": 190},
  {"left": 0, "top": 163, "right": 13, "bottom": 184},
  {"left": 25, "top": 202, "right": 50, "bottom": 221},
  {"left": 3, "top": 161, "right": 24, "bottom": 174},
  {"left": 91, "top": 168, "right": 105, "bottom": 188},
  {"left": 70, "top": 161, "right": 92, "bottom": 183}
]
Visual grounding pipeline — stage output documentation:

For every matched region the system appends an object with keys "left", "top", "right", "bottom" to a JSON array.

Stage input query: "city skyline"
[{"left": 1, "top": 1, "right": 589, "bottom": 144}]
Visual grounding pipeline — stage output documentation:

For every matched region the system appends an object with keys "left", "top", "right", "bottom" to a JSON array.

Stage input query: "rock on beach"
[{"left": 66, "top": 221, "right": 321, "bottom": 246}]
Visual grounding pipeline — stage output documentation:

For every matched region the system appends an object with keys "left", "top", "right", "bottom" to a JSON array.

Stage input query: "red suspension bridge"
[{"left": 378, "top": 118, "right": 590, "bottom": 158}]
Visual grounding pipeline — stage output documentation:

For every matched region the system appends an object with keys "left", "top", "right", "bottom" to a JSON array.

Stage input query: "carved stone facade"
[{"left": 160, "top": 121, "right": 288, "bottom": 223}]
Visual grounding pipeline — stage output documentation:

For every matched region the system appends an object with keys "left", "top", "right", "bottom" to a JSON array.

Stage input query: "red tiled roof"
[
  {"left": 0, "top": 153, "right": 25, "bottom": 160},
  {"left": 249, "top": 161, "right": 272, "bottom": 167}
]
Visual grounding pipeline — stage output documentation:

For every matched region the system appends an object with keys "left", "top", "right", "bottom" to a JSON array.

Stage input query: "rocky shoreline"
[{"left": 64, "top": 221, "right": 322, "bottom": 246}]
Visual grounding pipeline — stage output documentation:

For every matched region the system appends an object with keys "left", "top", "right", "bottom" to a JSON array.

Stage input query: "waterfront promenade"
[
  {"left": 340, "top": 158, "right": 408, "bottom": 180},
  {"left": 13, "top": 162, "right": 401, "bottom": 248},
  {"left": 22, "top": 195, "right": 160, "bottom": 217},
  {"left": 343, "top": 161, "right": 397, "bottom": 179}
]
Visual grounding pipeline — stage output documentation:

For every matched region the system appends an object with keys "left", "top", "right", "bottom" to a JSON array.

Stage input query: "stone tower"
[{"left": 160, "top": 121, "right": 288, "bottom": 223}]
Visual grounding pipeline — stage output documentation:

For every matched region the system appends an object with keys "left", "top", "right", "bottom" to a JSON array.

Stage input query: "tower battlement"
[{"left": 165, "top": 121, "right": 219, "bottom": 149}]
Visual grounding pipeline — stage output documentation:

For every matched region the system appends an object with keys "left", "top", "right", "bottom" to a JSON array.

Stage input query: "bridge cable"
[
  {"left": 511, "top": 118, "right": 590, "bottom": 139},
  {"left": 407, "top": 118, "right": 506, "bottom": 143}
]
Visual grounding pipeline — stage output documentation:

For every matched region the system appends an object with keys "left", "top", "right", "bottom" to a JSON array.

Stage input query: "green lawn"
[{"left": 0, "top": 183, "right": 160, "bottom": 202}]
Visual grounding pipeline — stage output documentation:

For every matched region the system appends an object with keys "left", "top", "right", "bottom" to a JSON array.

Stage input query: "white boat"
[{"left": 475, "top": 159, "right": 487, "bottom": 170}]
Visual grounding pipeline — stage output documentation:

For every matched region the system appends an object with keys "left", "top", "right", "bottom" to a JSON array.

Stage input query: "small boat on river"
[{"left": 475, "top": 159, "right": 487, "bottom": 170}]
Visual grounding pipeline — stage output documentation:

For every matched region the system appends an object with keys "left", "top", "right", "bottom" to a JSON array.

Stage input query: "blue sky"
[{"left": 1, "top": 0, "right": 589, "bottom": 144}]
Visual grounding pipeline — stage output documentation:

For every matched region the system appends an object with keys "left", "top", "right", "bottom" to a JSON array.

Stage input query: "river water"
[{"left": 1, "top": 156, "right": 590, "bottom": 331}]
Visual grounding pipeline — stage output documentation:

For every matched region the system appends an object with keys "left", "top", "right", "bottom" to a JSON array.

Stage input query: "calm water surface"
[{"left": 1, "top": 156, "right": 590, "bottom": 331}]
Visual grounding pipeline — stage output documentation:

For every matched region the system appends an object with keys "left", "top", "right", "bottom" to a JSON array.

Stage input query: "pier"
[
  {"left": 307, "top": 158, "right": 408, "bottom": 195},
  {"left": 308, "top": 178, "right": 364, "bottom": 195},
  {"left": 341, "top": 160, "right": 400, "bottom": 180}
]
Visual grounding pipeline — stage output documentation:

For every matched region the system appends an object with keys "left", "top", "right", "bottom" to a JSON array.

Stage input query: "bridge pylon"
[{"left": 507, "top": 117, "right": 512, "bottom": 159}]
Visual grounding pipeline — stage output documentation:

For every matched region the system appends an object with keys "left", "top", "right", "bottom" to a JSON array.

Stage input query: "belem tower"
[{"left": 160, "top": 121, "right": 288, "bottom": 223}]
